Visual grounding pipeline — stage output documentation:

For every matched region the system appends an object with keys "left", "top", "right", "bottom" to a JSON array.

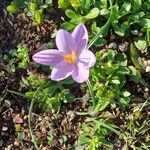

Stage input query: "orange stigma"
[{"left": 64, "top": 52, "right": 76, "bottom": 64}]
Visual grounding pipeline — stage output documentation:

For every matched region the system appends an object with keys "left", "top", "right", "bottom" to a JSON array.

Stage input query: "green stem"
[
  {"left": 86, "top": 79, "right": 96, "bottom": 109},
  {"left": 8, "top": 89, "right": 39, "bottom": 149},
  {"left": 28, "top": 89, "right": 39, "bottom": 150},
  {"left": 87, "top": 0, "right": 113, "bottom": 49}
]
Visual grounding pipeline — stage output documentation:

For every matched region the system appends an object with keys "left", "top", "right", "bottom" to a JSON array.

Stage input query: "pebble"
[
  {"left": 131, "top": 30, "right": 139, "bottom": 35},
  {"left": 108, "top": 42, "right": 117, "bottom": 49},
  {"left": 2, "top": 126, "right": 8, "bottom": 131},
  {"left": 146, "top": 66, "right": 150, "bottom": 72},
  {"left": 14, "top": 140, "right": 19, "bottom": 146},
  {"left": 118, "top": 42, "right": 129, "bottom": 52},
  {"left": 144, "top": 87, "right": 149, "bottom": 92}
]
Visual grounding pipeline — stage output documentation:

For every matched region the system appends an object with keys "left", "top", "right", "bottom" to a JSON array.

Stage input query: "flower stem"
[
  {"left": 28, "top": 89, "right": 39, "bottom": 150},
  {"left": 87, "top": 0, "right": 113, "bottom": 49},
  {"left": 86, "top": 79, "right": 96, "bottom": 109}
]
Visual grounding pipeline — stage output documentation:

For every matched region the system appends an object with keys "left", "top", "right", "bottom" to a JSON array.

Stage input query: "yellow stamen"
[{"left": 64, "top": 52, "right": 76, "bottom": 64}]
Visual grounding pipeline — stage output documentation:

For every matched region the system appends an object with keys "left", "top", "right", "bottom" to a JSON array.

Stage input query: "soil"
[{"left": 0, "top": 0, "right": 150, "bottom": 150}]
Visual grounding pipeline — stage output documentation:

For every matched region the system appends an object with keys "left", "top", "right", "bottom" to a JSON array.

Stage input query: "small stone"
[
  {"left": 118, "top": 42, "right": 129, "bottom": 52},
  {"left": 13, "top": 115, "right": 23, "bottom": 124},
  {"left": 42, "top": 147, "right": 48, "bottom": 150},
  {"left": 143, "top": 60, "right": 148, "bottom": 67},
  {"left": 144, "top": 87, "right": 149, "bottom": 92},
  {"left": 145, "top": 66, "right": 150, "bottom": 72},
  {"left": 14, "top": 140, "right": 19, "bottom": 146},
  {"left": 108, "top": 42, "right": 117, "bottom": 49},
  {"left": 6, "top": 144, "right": 13, "bottom": 150},
  {"left": 2, "top": 126, "right": 8, "bottom": 131},
  {"left": 42, "top": 127, "right": 46, "bottom": 133},
  {"left": 131, "top": 30, "right": 139, "bottom": 35}
]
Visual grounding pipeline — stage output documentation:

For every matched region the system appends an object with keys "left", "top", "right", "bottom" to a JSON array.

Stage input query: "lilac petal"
[
  {"left": 50, "top": 65, "right": 74, "bottom": 81},
  {"left": 71, "top": 62, "right": 89, "bottom": 83},
  {"left": 79, "top": 50, "right": 96, "bottom": 68},
  {"left": 72, "top": 24, "right": 88, "bottom": 54},
  {"left": 56, "top": 29, "right": 77, "bottom": 54},
  {"left": 32, "top": 49, "right": 63, "bottom": 66}
]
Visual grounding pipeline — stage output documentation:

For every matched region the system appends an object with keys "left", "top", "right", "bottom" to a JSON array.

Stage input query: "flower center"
[{"left": 64, "top": 52, "right": 76, "bottom": 64}]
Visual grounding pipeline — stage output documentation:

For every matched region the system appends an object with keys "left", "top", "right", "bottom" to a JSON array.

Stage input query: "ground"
[{"left": 0, "top": 0, "right": 150, "bottom": 150}]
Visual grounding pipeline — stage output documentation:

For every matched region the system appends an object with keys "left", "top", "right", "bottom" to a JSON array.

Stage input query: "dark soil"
[{"left": 0, "top": 0, "right": 150, "bottom": 150}]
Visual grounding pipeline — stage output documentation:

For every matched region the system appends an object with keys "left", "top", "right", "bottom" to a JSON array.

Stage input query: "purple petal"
[
  {"left": 32, "top": 50, "right": 64, "bottom": 66},
  {"left": 72, "top": 24, "right": 88, "bottom": 54},
  {"left": 79, "top": 50, "right": 96, "bottom": 68},
  {"left": 50, "top": 65, "right": 74, "bottom": 81},
  {"left": 71, "top": 62, "right": 89, "bottom": 83},
  {"left": 56, "top": 29, "right": 77, "bottom": 54}
]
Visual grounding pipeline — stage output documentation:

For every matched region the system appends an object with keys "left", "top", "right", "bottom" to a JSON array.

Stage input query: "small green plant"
[
  {"left": 3, "top": 54, "right": 16, "bottom": 73},
  {"left": 59, "top": 0, "right": 100, "bottom": 30},
  {"left": 15, "top": 124, "right": 25, "bottom": 141},
  {"left": 7, "top": 0, "right": 52, "bottom": 24},
  {"left": 91, "top": 50, "right": 131, "bottom": 112},
  {"left": 120, "top": 99, "right": 150, "bottom": 149},
  {"left": 77, "top": 118, "right": 120, "bottom": 150},
  {"left": 58, "top": 0, "right": 150, "bottom": 48},
  {"left": 21, "top": 73, "right": 75, "bottom": 111},
  {"left": 14, "top": 44, "right": 30, "bottom": 69},
  {"left": 6, "top": 0, "right": 26, "bottom": 13},
  {"left": 2, "top": 44, "right": 29, "bottom": 73}
]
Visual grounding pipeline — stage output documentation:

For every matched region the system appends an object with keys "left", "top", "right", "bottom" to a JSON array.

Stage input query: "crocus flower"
[{"left": 32, "top": 24, "right": 96, "bottom": 83}]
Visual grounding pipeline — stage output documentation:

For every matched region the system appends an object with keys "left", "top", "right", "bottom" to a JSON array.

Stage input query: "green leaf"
[
  {"left": 46, "top": 0, "right": 52, "bottom": 4},
  {"left": 92, "top": 37, "right": 106, "bottom": 47},
  {"left": 80, "top": 0, "right": 91, "bottom": 11},
  {"left": 91, "top": 21, "right": 100, "bottom": 33},
  {"left": 58, "top": 0, "right": 70, "bottom": 9},
  {"left": 4, "top": 100, "right": 11, "bottom": 108},
  {"left": 113, "top": 22, "right": 129, "bottom": 36},
  {"left": 28, "top": 2, "right": 38, "bottom": 11},
  {"left": 46, "top": 85, "right": 57, "bottom": 94},
  {"left": 60, "top": 77, "right": 74, "bottom": 84},
  {"left": 78, "top": 134, "right": 90, "bottom": 145},
  {"left": 85, "top": 8, "right": 99, "bottom": 19},
  {"left": 133, "top": 0, "right": 141, "bottom": 12},
  {"left": 34, "top": 10, "right": 44, "bottom": 24},
  {"left": 16, "top": 0, "right": 26, "bottom": 8},
  {"left": 130, "top": 43, "right": 142, "bottom": 70},
  {"left": 120, "top": 2, "right": 131, "bottom": 17},
  {"left": 140, "top": 18, "right": 150, "bottom": 29},
  {"left": 134, "top": 38, "right": 147, "bottom": 50},
  {"left": 110, "top": 5, "right": 119, "bottom": 22},
  {"left": 128, "top": 66, "right": 146, "bottom": 85},
  {"left": 65, "top": 9, "right": 80, "bottom": 18},
  {"left": 116, "top": 53, "right": 127, "bottom": 66},
  {"left": 120, "top": 97, "right": 130, "bottom": 106},
  {"left": 131, "top": 12, "right": 145, "bottom": 23},
  {"left": 25, "top": 91, "right": 34, "bottom": 98},
  {"left": 68, "top": 0, "right": 80, "bottom": 9},
  {"left": 6, "top": 2, "right": 20, "bottom": 13},
  {"left": 107, "top": 50, "right": 116, "bottom": 62},
  {"left": 117, "top": 67, "right": 130, "bottom": 75},
  {"left": 61, "top": 21, "right": 77, "bottom": 30},
  {"left": 18, "top": 132, "right": 25, "bottom": 141},
  {"left": 96, "top": 98, "right": 111, "bottom": 111},
  {"left": 111, "top": 79, "right": 120, "bottom": 84},
  {"left": 100, "top": 0, "right": 108, "bottom": 8},
  {"left": 122, "top": 91, "right": 130, "bottom": 97},
  {"left": 100, "top": 8, "right": 109, "bottom": 16}
]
